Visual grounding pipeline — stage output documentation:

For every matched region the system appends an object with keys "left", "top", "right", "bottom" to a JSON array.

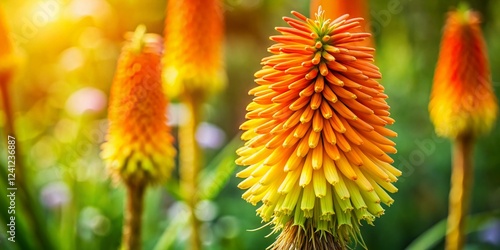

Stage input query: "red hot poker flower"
[{"left": 236, "top": 8, "right": 400, "bottom": 249}]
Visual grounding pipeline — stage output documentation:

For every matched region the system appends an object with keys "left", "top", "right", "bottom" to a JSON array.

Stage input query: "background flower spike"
[
  {"left": 101, "top": 25, "right": 176, "bottom": 250},
  {"left": 102, "top": 25, "right": 175, "bottom": 187},
  {"left": 163, "top": 0, "right": 226, "bottom": 101},
  {"left": 429, "top": 5, "right": 497, "bottom": 139},
  {"left": 428, "top": 4, "right": 498, "bottom": 250}
]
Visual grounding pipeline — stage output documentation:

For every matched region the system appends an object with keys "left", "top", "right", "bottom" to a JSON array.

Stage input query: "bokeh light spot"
[{"left": 65, "top": 87, "right": 107, "bottom": 116}]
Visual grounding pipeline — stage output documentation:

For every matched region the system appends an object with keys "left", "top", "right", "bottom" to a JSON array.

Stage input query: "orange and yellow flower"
[
  {"left": 236, "top": 8, "right": 400, "bottom": 247},
  {"left": 310, "top": 0, "right": 373, "bottom": 48},
  {"left": 429, "top": 8, "right": 497, "bottom": 138},
  {"left": 102, "top": 25, "right": 176, "bottom": 186},
  {"left": 0, "top": 7, "right": 17, "bottom": 82},
  {"left": 0, "top": 6, "right": 19, "bottom": 136},
  {"left": 163, "top": 0, "right": 225, "bottom": 100}
]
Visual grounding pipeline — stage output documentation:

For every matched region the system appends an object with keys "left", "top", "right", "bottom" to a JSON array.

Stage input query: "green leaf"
[
  {"left": 0, "top": 167, "right": 33, "bottom": 250},
  {"left": 153, "top": 209, "right": 189, "bottom": 250},
  {"left": 164, "top": 177, "right": 182, "bottom": 201},
  {"left": 406, "top": 210, "right": 500, "bottom": 250},
  {"left": 198, "top": 135, "right": 241, "bottom": 200}
]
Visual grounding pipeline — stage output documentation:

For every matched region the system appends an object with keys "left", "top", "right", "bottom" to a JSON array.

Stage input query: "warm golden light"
[{"left": 0, "top": 7, "right": 16, "bottom": 81}]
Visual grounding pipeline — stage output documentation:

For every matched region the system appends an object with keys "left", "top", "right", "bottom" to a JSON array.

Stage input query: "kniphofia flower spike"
[
  {"left": 429, "top": 7, "right": 497, "bottom": 139},
  {"left": 0, "top": 7, "right": 16, "bottom": 81},
  {"left": 163, "top": 0, "right": 225, "bottom": 100},
  {"left": 102, "top": 25, "right": 176, "bottom": 187},
  {"left": 429, "top": 6, "right": 497, "bottom": 250},
  {"left": 236, "top": 8, "right": 400, "bottom": 249}
]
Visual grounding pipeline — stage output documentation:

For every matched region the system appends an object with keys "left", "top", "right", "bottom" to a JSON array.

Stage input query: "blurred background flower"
[
  {"left": 163, "top": 0, "right": 226, "bottom": 101},
  {"left": 428, "top": 5, "right": 498, "bottom": 250},
  {"left": 429, "top": 7, "right": 497, "bottom": 139}
]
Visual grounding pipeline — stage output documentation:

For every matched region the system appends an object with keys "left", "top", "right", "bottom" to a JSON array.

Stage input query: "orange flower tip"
[
  {"left": 319, "top": 69, "right": 329, "bottom": 77},
  {"left": 163, "top": 0, "right": 226, "bottom": 99},
  {"left": 312, "top": 57, "right": 321, "bottom": 65},
  {"left": 304, "top": 46, "right": 316, "bottom": 53},
  {"left": 291, "top": 10, "right": 307, "bottom": 21}
]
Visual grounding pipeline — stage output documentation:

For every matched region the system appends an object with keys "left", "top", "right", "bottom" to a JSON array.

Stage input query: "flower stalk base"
[
  {"left": 122, "top": 182, "right": 146, "bottom": 250},
  {"left": 269, "top": 221, "right": 348, "bottom": 250},
  {"left": 446, "top": 134, "right": 474, "bottom": 250},
  {"left": 179, "top": 95, "right": 203, "bottom": 250}
]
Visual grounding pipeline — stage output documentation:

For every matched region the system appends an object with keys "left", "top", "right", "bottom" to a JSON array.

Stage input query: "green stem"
[
  {"left": 1, "top": 77, "right": 26, "bottom": 184},
  {"left": 2, "top": 74, "right": 55, "bottom": 249},
  {"left": 179, "top": 96, "right": 202, "bottom": 250},
  {"left": 122, "top": 182, "right": 146, "bottom": 250},
  {"left": 445, "top": 134, "right": 474, "bottom": 250}
]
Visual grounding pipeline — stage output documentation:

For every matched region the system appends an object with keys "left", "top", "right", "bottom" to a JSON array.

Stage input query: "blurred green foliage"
[{"left": 0, "top": 0, "right": 499, "bottom": 249}]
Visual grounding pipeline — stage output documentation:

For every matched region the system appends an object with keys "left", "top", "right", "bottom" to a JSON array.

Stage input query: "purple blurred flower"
[
  {"left": 481, "top": 220, "right": 500, "bottom": 246},
  {"left": 196, "top": 122, "right": 226, "bottom": 149},
  {"left": 40, "top": 181, "right": 71, "bottom": 208},
  {"left": 65, "top": 87, "right": 107, "bottom": 115}
]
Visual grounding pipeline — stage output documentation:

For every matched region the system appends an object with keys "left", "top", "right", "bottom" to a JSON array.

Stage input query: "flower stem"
[
  {"left": 1, "top": 75, "right": 25, "bottom": 182},
  {"left": 270, "top": 221, "right": 346, "bottom": 250},
  {"left": 445, "top": 134, "right": 474, "bottom": 250},
  {"left": 2, "top": 74, "right": 55, "bottom": 249},
  {"left": 122, "top": 182, "right": 146, "bottom": 250},
  {"left": 179, "top": 95, "right": 202, "bottom": 250}
]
